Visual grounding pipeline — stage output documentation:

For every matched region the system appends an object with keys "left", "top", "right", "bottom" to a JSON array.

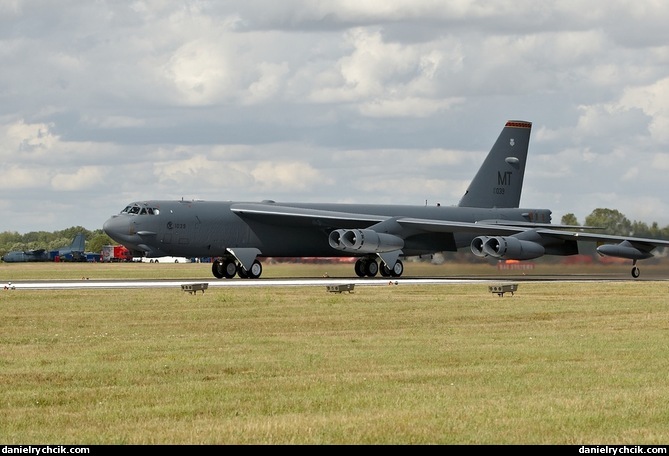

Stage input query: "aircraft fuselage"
[
  {"left": 1, "top": 251, "right": 49, "bottom": 262},
  {"left": 102, "top": 199, "right": 550, "bottom": 259}
]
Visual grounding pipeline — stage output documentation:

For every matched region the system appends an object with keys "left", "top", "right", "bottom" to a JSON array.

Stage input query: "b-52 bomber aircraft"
[{"left": 103, "top": 120, "right": 669, "bottom": 280}]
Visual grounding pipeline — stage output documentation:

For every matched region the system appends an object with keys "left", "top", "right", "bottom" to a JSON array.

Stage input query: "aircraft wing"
[
  {"left": 395, "top": 217, "right": 542, "bottom": 235},
  {"left": 231, "top": 203, "right": 388, "bottom": 228},
  {"left": 232, "top": 203, "right": 561, "bottom": 232},
  {"left": 531, "top": 227, "right": 669, "bottom": 249},
  {"left": 232, "top": 203, "right": 593, "bottom": 236},
  {"left": 232, "top": 203, "right": 660, "bottom": 240},
  {"left": 396, "top": 217, "right": 669, "bottom": 271},
  {"left": 231, "top": 203, "right": 669, "bottom": 256},
  {"left": 399, "top": 217, "right": 669, "bottom": 251}
]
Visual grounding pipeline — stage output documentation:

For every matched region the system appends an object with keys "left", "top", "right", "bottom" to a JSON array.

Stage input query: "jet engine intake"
[
  {"left": 470, "top": 236, "right": 490, "bottom": 257},
  {"left": 471, "top": 235, "right": 545, "bottom": 260},
  {"left": 328, "top": 229, "right": 404, "bottom": 253}
]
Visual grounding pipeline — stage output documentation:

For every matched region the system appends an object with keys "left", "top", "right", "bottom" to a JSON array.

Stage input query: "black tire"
[
  {"left": 354, "top": 259, "right": 366, "bottom": 277},
  {"left": 380, "top": 263, "right": 392, "bottom": 277},
  {"left": 248, "top": 260, "right": 263, "bottom": 279},
  {"left": 391, "top": 260, "right": 404, "bottom": 277},
  {"left": 212, "top": 260, "right": 224, "bottom": 279},
  {"left": 365, "top": 260, "right": 378, "bottom": 277},
  {"left": 237, "top": 265, "right": 248, "bottom": 279},
  {"left": 223, "top": 260, "right": 237, "bottom": 278}
]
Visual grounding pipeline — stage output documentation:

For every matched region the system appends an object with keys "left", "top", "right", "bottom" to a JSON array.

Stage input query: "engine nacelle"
[
  {"left": 470, "top": 236, "right": 490, "bottom": 257},
  {"left": 328, "top": 229, "right": 404, "bottom": 253},
  {"left": 471, "top": 235, "right": 545, "bottom": 260}
]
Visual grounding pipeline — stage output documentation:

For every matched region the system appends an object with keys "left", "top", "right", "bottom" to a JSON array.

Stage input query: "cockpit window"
[{"left": 121, "top": 203, "right": 160, "bottom": 215}]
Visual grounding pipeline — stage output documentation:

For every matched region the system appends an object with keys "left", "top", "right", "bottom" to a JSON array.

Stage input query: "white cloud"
[
  {"left": 0, "top": 120, "right": 58, "bottom": 158},
  {"left": 163, "top": 39, "right": 238, "bottom": 105},
  {"left": 245, "top": 62, "right": 290, "bottom": 105},
  {"left": 358, "top": 97, "right": 461, "bottom": 118},
  {"left": 51, "top": 166, "right": 106, "bottom": 191},
  {"left": 619, "top": 77, "right": 669, "bottom": 144},
  {"left": 251, "top": 161, "right": 334, "bottom": 191},
  {"left": 0, "top": 166, "right": 45, "bottom": 190}
]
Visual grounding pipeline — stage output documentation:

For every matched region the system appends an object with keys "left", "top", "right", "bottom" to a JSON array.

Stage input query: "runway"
[
  {"left": 5, "top": 274, "right": 663, "bottom": 290},
  {"left": 8, "top": 277, "right": 488, "bottom": 290}
]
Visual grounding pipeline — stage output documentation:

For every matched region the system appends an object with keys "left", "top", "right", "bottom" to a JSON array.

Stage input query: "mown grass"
[{"left": 1, "top": 262, "right": 668, "bottom": 444}]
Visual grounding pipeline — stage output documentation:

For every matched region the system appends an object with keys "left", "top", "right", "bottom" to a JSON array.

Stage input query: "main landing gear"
[
  {"left": 354, "top": 258, "right": 403, "bottom": 278},
  {"left": 631, "top": 260, "right": 640, "bottom": 278},
  {"left": 211, "top": 256, "right": 405, "bottom": 279},
  {"left": 212, "top": 258, "right": 263, "bottom": 279}
]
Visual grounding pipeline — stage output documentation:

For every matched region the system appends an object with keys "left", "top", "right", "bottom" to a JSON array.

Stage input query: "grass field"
[{"left": 1, "top": 261, "right": 668, "bottom": 444}]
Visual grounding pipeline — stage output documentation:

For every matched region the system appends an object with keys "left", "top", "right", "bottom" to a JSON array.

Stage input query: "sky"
[{"left": 2, "top": 0, "right": 669, "bottom": 234}]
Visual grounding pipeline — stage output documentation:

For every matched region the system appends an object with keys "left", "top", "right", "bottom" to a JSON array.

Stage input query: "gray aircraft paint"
[{"left": 103, "top": 120, "right": 669, "bottom": 280}]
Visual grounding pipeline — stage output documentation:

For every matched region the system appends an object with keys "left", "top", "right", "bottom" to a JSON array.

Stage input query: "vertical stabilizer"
[
  {"left": 70, "top": 234, "right": 86, "bottom": 252},
  {"left": 457, "top": 120, "right": 532, "bottom": 208}
]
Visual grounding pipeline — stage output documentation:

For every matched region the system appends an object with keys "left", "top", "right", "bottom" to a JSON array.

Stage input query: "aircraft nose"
[
  {"left": 103, "top": 215, "right": 133, "bottom": 242},
  {"left": 102, "top": 216, "right": 117, "bottom": 237}
]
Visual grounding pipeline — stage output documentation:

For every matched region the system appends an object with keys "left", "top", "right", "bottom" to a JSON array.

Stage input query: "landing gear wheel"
[
  {"left": 354, "top": 259, "right": 379, "bottom": 277},
  {"left": 354, "top": 259, "right": 366, "bottom": 278},
  {"left": 365, "top": 260, "right": 379, "bottom": 277},
  {"left": 237, "top": 264, "right": 248, "bottom": 278},
  {"left": 223, "top": 259, "right": 237, "bottom": 278},
  {"left": 212, "top": 260, "right": 224, "bottom": 279},
  {"left": 380, "top": 263, "right": 392, "bottom": 277},
  {"left": 631, "top": 266, "right": 640, "bottom": 278},
  {"left": 248, "top": 260, "right": 263, "bottom": 279},
  {"left": 391, "top": 260, "right": 404, "bottom": 277}
]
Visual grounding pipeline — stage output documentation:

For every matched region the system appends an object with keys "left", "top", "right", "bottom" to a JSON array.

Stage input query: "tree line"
[
  {"left": 1, "top": 208, "right": 669, "bottom": 259},
  {"left": 0, "top": 226, "right": 113, "bottom": 258},
  {"left": 562, "top": 208, "right": 669, "bottom": 239}
]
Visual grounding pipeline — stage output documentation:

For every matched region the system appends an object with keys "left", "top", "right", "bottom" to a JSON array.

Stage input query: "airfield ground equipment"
[
  {"left": 488, "top": 283, "right": 518, "bottom": 297},
  {"left": 181, "top": 283, "right": 209, "bottom": 295},
  {"left": 326, "top": 283, "right": 356, "bottom": 293}
]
